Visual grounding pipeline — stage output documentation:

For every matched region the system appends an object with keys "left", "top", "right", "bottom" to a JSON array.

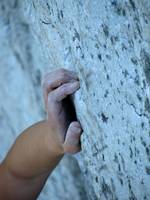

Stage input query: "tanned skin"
[{"left": 0, "top": 68, "right": 82, "bottom": 200}]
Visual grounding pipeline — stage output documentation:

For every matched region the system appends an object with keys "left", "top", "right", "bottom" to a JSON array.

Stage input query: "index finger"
[{"left": 42, "top": 68, "right": 79, "bottom": 93}]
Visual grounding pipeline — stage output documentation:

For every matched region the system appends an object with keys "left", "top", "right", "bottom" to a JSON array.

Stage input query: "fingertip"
[
  {"left": 70, "top": 121, "right": 82, "bottom": 127},
  {"left": 70, "top": 73, "right": 79, "bottom": 80},
  {"left": 63, "top": 122, "right": 82, "bottom": 154},
  {"left": 71, "top": 81, "right": 80, "bottom": 88},
  {"left": 63, "top": 144, "right": 81, "bottom": 154}
]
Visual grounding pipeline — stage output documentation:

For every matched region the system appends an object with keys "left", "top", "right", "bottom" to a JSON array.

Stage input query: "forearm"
[
  {"left": 0, "top": 120, "right": 63, "bottom": 200},
  {"left": 0, "top": 164, "right": 50, "bottom": 200}
]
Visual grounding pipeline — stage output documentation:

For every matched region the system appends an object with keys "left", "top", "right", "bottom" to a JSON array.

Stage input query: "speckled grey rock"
[{"left": 0, "top": 0, "right": 150, "bottom": 199}]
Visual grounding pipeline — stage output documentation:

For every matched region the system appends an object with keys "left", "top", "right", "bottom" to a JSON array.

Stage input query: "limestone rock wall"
[{"left": 0, "top": 0, "right": 150, "bottom": 199}]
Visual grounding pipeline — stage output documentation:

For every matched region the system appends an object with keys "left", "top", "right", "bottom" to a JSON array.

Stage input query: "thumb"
[{"left": 63, "top": 121, "right": 82, "bottom": 154}]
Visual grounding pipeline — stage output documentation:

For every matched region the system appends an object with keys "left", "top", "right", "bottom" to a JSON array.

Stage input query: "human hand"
[
  {"left": 42, "top": 68, "right": 82, "bottom": 155},
  {"left": 0, "top": 69, "right": 82, "bottom": 199}
]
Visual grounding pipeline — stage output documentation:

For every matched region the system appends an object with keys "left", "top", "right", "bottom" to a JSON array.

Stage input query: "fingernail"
[
  {"left": 76, "top": 127, "right": 82, "bottom": 133},
  {"left": 72, "top": 81, "right": 80, "bottom": 87}
]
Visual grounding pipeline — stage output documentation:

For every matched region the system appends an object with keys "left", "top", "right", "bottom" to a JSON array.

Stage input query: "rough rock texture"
[{"left": 0, "top": 0, "right": 150, "bottom": 199}]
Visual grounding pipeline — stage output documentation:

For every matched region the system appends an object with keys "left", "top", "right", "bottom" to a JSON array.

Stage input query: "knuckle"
[
  {"left": 42, "top": 81, "right": 49, "bottom": 91},
  {"left": 43, "top": 72, "right": 51, "bottom": 81},
  {"left": 48, "top": 93, "right": 55, "bottom": 103},
  {"left": 61, "top": 84, "right": 69, "bottom": 93},
  {"left": 59, "top": 69, "right": 67, "bottom": 78},
  {"left": 42, "top": 78, "right": 53, "bottom": 92},
  {"left": 69, "top": 123, "right": 77, "bottom": 131},
  {"left": 69, "top": 121, "right": 82, "bottom": 131},
  {"left": 72, "top": 121, "right": 81, "bottom": 128},
  {"left": 60, "top": 72, "right": 66, "bottom": 79}
]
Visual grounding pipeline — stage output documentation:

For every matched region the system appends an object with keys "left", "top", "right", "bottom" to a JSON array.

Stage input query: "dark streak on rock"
[
  {"left": 106, "top": 74, "right": 110, "bottom": 80},
  {"left": 102, "top": 24, "right": 109, "bottom": 37},
  {"left": 60, "top": 10, "right": 63, "bottom": 18},
  {"left": 104, "top": 44, "right": 107, "bottom": 49},
  {"left": 99, "top": 145, "right": 108, "bottom": 153},
  {"left": 137, "top": 93, "right": 142, "bottom": 101},
  {"left": 41, "top": 20, "right": 51, "bottom": 25},
  {"left": 142, "top": 80, "right": 146, "bottom": 89},
  {"left": 141, "top": 137, "right": 150, "bottom": 161},
  {"left": 110, "top": 178, "right": 116, "bottom": 195},
  {"left": 119, "top": 153, "right": 126, "bottom": 172},
  {"left": 146, "top": 147, "right": 149, "bottom": 158},
  {"left": 95, "top": 176, "right": 98, "bottom": 183},
  {"left": 128, "top": 179, "right": 138, "bottom": 200},
  {"left": 114, "top": 153, "right": 119, "bottom": 163},
  {"left": 115, "top": 50, "right": 119, "bottom": 58},
  {"left": 32, "top": 1, "right": 36, "bottom": 9},
  {"left": 131, "top": 57, "right": 138, "bottom": 65},
  {"left": 119, "top": 178, "right": 123, "bottom": 185},
  {"left": 118, "top": 163, "right": 121, "bottom": 171},
  {"left": 13, "top": 0, "right": 18, "bottom": 9},
  {"left": 134, "top": 74, "right": 140, "bottom": 85},
  {"left": 102, "top": 154, "right": 105, "bottom": 161},
  {"left": 14, "top": 50, "right": 25, "bottom": 69},
  {"left": 106, "top": 54, "right": 111, "bottom": 60},
  {"left": 104, "top": 90, "right": 109, "bottom": 98},
  {"left": 141, "top": 49, "right": 150, "bottom": 87},
  {"left": 120, "top": 80, "right": 123, "bottom": 85},
  {"left": 101, "top": 112, "right": 108, "bottom": 123},
  {"left": 145, "top": 166, "right": 150, "bottom": 175},
  {"left": 111, "top": 1, "right": 126, "bottom": 16},
  {"left": 57, "top": 9, "right": 64, "bottom": 21},
  {"left": 46, "top": 2, "right": 50, "bottom": 10},
  {"left": 145, "top": 97, "right": 150, "bottom": 113},
  {"left": 122, "top": 69, "right": 129, "bottom": 78},
  {"left": 140, "top": 137, "right": 146, "bottom": 147},
  {"left": 97, "top": 54, "right": 102, "bottom": 61},
  {"left": 122, "top": 43, "right": 127, "bottom": 51},
  {"left": 90, "top": 54, "right": 94, "bottom": 59},
  {"left": 1, "top": 4, "right": 5, "bottom": 11},
  {"left": 35, "top": 69, "right": 42, "bottom": 86},
  {"left": 73, "top": 28, "right": 80, "bottom": 41},
  {"left": 129, "top": 0, "right": 136, "bottom": 11},
  {"left": 111, "top": 1, "right": 117, "bottom": 6},
  {"left": 99, "top": 164, "right": 107, "bottom": 172},
  {"left": 110, "top": 35, "right": 119, "bottom": 45},
  {"left": 101, "top": 177, "right": 114, "bottom": 199},
  {"left": 141, "top": 122, "right": 144, "bottom": 128}
]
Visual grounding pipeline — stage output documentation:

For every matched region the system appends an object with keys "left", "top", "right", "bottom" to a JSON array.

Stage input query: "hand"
[
  {"left": 0, "top": 69, "right": 82, "bottom": 200},
  {"left": 42, "top": 68, "right": 82, "bottom": 155}
]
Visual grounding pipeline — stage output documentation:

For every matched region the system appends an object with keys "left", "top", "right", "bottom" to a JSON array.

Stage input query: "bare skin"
[{"left": 0, "top": 68, "right": 82, "bottom": 200}]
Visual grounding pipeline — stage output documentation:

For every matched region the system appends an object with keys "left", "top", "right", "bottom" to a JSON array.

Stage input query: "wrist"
[
  {"left": 44, "top": 119, "right": 65, "bottom": 156},
  {"left": 2, "top": 120, "right": 64, "bottom": 180}
]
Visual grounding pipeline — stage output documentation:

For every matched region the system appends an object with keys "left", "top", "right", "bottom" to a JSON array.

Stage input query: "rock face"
[{"left": 0, "top": 0, "right": 150, "bottom": 199}]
